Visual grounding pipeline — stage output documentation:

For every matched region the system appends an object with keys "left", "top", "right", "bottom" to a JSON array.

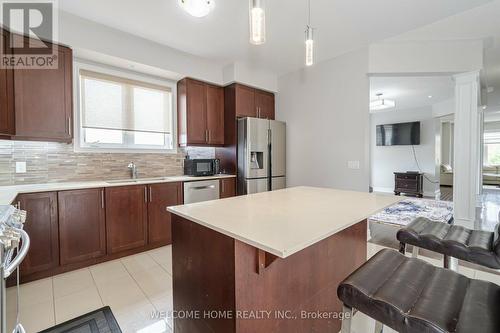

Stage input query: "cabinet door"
[
  {"left": 255, "top": 90, "right": 275, "bottom": 120},
  {"left": 58, "top": 188, "right": 106, "bottom": 265},
  {"left": 0, "top": 29, "right": 14, "bottom": 136},
  {"left": 148, "top": 182, "right": 183, "bottom": 246},
  {"left": 17, "top": 192, "right": 59, "bottom": 276},
  {"left": 13, "top": 42, "right": 73, "bottom": 141},
  {"left": 186, "top": 79, "right": 208, "bottom": 144},
  {"left": 235, "top": 84, "right": 256, "bottom": 118},
  {"left": 106, "top": 185, "right": 148, "bottom": 254},
  {"left": 220, "top": 178, "right": 236, "bottom": 198},
  {"left": 206, "top": 84, "right": 224, "bottom": 145}
]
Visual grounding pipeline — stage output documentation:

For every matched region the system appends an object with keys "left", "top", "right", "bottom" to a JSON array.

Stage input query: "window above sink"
[{"left": 73, "top": 61, "right": 178, "bottom": 154}]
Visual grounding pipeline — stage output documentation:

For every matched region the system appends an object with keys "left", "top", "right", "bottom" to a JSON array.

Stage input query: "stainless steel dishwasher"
[{"left": 183, "top": 179, "right": 220, "bottom": 204}]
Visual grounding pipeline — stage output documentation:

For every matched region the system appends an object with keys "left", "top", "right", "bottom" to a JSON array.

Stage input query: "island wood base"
[{"left": 172, "top": 215, "right": 367, "bottom": 333}]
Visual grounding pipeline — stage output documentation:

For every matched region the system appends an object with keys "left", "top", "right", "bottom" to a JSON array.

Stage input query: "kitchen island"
[{"left": 168, "top": 186, "right": 401, "bottom": 333}]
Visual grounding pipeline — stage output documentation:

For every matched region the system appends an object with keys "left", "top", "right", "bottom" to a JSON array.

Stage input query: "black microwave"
[{"left": 184, "top": 158, "right": 220, "bottom": 176}]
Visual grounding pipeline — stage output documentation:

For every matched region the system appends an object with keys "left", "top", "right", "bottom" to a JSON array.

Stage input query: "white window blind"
[
  {"left": 80, "top": 70, "right": 172, "bottom": 134},
  {"left": 484, "top": 131, "right": 500, "bottom": 144}
]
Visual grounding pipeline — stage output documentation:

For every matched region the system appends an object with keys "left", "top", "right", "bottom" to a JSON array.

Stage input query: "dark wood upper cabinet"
[
  {"left": 255, "top": 90, "right": 275, "bottom": 120},
  {"left": 148, "top": 182, "right": 183, "bottom": 246},
  {"left": 58, "top": 188, "right": 106, "bottom": 266},
  {"left": 177, "top": 78, "right": 224, "bottom": 147},
  {"left": 220, "top": 178, "right": 236, "bottom": 198},
  {"left": 206, "top": 84, "right": 225, "bottom": 145},
  {"left": 105, "top": 185, "right": 148, "bottom": 254},
  {"left": 13, "top": 42, "right": 73, "bottom": 142},
  {"left": 235, "top": 84, "right": 256, "bottom": 118},
  {"left": 0, "top": 29, "right": 15, "bottom": 136},
  {"left": 17, "top": 192, "right": 59, "bottom": 276}
]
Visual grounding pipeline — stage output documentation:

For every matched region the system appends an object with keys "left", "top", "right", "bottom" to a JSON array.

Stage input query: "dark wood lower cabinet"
[
  {"left": 58, "top": 188, "right": 106, "bottom": 265},
  {"left": 106, "top": 185, "right": 148, "bottom": 254},
  {"left": 17, "top": 192, "right": 59, "bottom": 276},
  {"left": 10, "top": 180, "right": 190, "bottom": 284},
  {"left": 148, "top": 182, "right": 183, "bottom": 246},
  {"left": 220, "top": 178, "right": 236, "bottom": 198}
]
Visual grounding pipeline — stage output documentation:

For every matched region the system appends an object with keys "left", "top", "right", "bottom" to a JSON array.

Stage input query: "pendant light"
[
  {"left": 370, "top": 93, "right": 396, "bottom": 111},
  {"left": 305, "top": 0, "right": 314, "bottom": 66},
  {"left": 249, "top": 0, "right": 266, "bottom": 45}
]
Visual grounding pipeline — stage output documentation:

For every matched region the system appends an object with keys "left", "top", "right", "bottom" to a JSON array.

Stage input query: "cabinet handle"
[
  {"left": 144, "top": 187, "right": 148, "bottom": 203},
  {"left": 17, "top": 201, "right": 21, "bottom": 210},
  {"left": 101, "top": 190, "right": 104, "bottom": 209},
  {"left": 221, "top": 181, "right": 224, "bottom": 193},
  {"left": 205, "top": 129, "right": 209, "bottom": 143},
  {"left": 68, "top": 116, "right": 72, "bottom": 136},
  {"left": 149, "top": 187, "right": 152, "bottom": 202}
]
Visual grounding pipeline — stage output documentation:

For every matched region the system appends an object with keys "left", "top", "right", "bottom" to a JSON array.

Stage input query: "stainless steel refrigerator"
[{"left": 237, "top": 117, "right": 286, "bottom": 194}]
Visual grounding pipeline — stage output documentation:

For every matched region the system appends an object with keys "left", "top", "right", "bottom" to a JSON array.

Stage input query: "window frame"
[{"left": 73, "top": 61, "right": 178, "bottom": 154}]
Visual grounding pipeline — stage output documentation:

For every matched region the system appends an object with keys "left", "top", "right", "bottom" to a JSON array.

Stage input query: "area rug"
[
  {"left": 38, "top": 307, "right": 121, "bottom": 333},
  {"left": 369, "top": 197, "right": 454, "bottom": 227}
]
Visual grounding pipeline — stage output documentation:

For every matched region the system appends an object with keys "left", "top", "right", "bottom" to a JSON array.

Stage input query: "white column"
[{"left": 453, "top": 71, "right": 480, "bottom": 228}]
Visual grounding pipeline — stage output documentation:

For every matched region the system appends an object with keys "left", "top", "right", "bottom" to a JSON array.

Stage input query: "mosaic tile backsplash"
[{"left": 0, "top": 140, "right": 214, "bottom": 186}]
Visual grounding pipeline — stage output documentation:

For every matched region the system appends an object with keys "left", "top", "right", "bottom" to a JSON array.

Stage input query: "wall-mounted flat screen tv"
[{"left": 376, "top": 121, "right": 420, "bottom": 146}]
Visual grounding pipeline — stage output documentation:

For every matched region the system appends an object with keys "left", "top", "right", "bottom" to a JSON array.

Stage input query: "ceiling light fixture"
[
  {"left": 305, "top": 0, "right": 314, "bottom": 66},
  {"left": 178, "top": 0, "right": 215, "bottom": 18},
  {"left": 428, "top": 95, "right": 433, "bottom": 99},
  {"left": 370, "top": 93, "right": 396, "bottom": 111},
  {"left": 249, "top": 0, "right": 266, "bottom": 45}
]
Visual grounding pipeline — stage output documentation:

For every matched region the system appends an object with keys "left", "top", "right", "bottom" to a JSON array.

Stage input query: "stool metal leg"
[
  {"left": 411, "top": 245, "right": 419, "bottom": 258},
  {"left": 444, "top": 255, "right": 459, "bottom": 272},
  {"left": 374, "top": 321, "right": 384, "bottom": 333},
  {"left": 341, "top": 304, "right": 353, "bottom": 333},
  {"left": 399, "top": 242, "right": 406, "bottom": 255}
]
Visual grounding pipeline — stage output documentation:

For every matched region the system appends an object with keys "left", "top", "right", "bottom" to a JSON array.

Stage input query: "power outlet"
[
  {"left": 347, "top": 160, "right": 360, "bottom": 170},
  {"left": 15, "top": 161, "right": 27, "bottom": 173}
]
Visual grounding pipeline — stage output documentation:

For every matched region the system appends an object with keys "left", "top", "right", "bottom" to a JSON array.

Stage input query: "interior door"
[{"left": 270, "top": 120, "right": 286, "bottom": 177}]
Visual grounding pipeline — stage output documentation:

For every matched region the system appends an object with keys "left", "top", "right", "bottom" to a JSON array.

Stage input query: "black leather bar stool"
[
  {"left": 338, "top": 249, "right": 500, "bottom": 333},
  {"left": 397, "top": 217, "right": 500, "bottom": 271}
]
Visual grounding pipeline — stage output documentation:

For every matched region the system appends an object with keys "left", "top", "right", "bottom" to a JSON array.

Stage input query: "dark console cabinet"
[{"left": 394, "top": 172, "right": 424, "bottom": 198}]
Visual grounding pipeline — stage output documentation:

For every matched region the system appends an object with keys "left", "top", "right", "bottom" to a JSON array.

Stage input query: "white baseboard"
[{"left": 372, "top": 187, "right": 437, "bottom": 198}]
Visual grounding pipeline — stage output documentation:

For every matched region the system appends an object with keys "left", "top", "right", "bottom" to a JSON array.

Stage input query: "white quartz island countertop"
[
  {"left": 168, "top": 186, "right": 402, "bottom": 258},
  {"left": 0, "top": 174, "right": 235, "bottom": 205}
]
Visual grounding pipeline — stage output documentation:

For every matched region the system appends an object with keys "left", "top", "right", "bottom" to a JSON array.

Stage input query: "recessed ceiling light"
[
  {"left": 428, "top": 95, "right": 433, "bottom": 99},
  {"left": 178, "top": 0, "right": 215, "bottom": 18}
]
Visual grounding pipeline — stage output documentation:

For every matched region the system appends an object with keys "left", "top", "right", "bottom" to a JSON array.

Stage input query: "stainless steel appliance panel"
[
  {"left": 271, "top": 176, "right": 286, "bottom": 190},
  {"left": 270, "top": 120, "right": 286, "bottom": 178},
  {"left": 245, "top": 178, "right": 269, "bottom": 194},
  {"left": 183, "top": 180, "right": 220, "bottom": 204},
  {"left": 238, "top": 118, "right": 269, "bottom": 179}
]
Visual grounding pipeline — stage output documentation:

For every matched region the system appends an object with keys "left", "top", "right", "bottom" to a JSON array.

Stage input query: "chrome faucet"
[{"left": 127, "top": 162, "right": 138, "bottom": 179}]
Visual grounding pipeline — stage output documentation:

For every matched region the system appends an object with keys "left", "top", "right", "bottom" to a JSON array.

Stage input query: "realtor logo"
[{"left": 0, "top": 0, "right": 59, "bottom": 69}]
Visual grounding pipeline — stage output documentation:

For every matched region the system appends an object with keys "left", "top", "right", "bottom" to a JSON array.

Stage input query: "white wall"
[
  {"left": 58, "top": 11, "right": 279, "bottom": 91},
  {"left": 276, "top": 48, "right": 370, "bottom": 191},
  {"left": 370, "top": 106, "right": 438, "bottom": 196},
  {"left": 433, "top": 98, "right": 455, "bottom": 117},
  {"left": 369, "top": 40, "right": 484, "bottom": 75}
]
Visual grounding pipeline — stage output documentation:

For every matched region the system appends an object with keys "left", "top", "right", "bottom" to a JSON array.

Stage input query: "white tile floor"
[
  {"left": 7, "top": 243, "right": 500, "bottom": 333},
  {"left": 6, "top": 246, "right": 173, "bottom": 333}
]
